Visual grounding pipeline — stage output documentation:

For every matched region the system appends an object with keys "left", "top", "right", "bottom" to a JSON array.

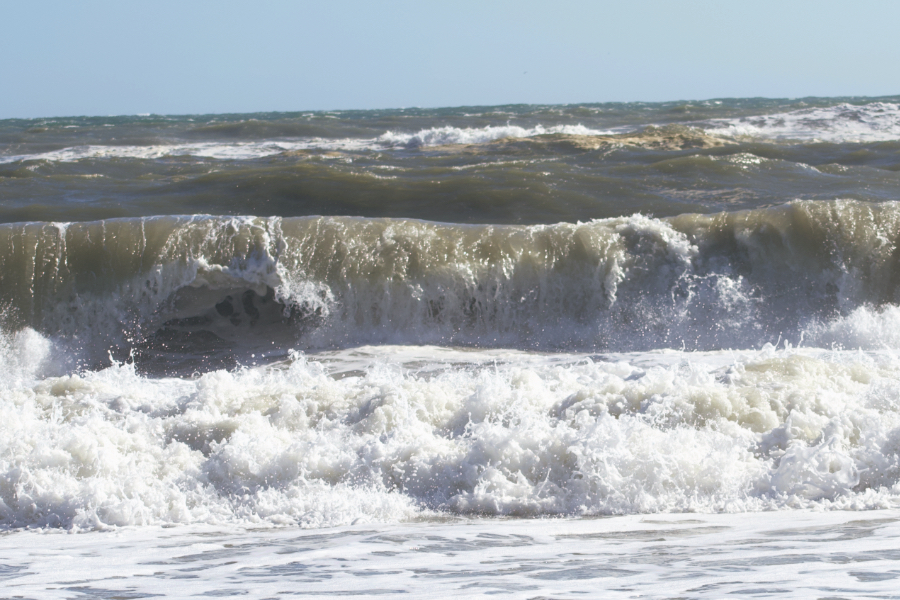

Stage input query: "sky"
[{"left": 1, "top": 0, "right": 898, "bottom": 119}]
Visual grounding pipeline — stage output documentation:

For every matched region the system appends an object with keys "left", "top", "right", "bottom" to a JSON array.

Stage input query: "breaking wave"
[{"left": 1, "top": 199, "right": 899, "bottom": 373}]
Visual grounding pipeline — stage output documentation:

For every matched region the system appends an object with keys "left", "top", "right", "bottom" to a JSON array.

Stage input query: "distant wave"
[
  {"left": 0, "top": 124, "right": 615, "bottom": 164},
  {"left": 9, "top": 102, "right": 899, "bottom": 165},
  {"left": 705, "top": 102, "right": 900, "bottom": 143},
  {"left": 0, "top": 139, "right": 382, "bottom": 163},
  {"left": 377, "top": 123, "right": 614, "bottom": 148}
]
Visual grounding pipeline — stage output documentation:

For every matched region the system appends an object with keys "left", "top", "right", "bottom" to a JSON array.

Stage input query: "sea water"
[{"left": 2, "top": 97, "right": 900, "bottom": 597}]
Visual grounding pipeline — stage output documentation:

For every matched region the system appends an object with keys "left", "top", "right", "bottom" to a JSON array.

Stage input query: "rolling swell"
[{"left": 1, "top": 199, "right": 898, "bottom": 372}]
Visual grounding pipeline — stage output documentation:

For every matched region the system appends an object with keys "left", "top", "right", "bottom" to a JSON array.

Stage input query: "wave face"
[{"left": 1, "top": 199, "right": 898, "bottom": 373}]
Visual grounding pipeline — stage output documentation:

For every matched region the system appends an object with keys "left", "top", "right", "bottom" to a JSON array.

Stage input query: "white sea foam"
[
  {"left": 705, "top": 102, "right": 900, "bottom": 143},
  {"left": 3, "top": 328, "right": 900, "bottom": 531}
]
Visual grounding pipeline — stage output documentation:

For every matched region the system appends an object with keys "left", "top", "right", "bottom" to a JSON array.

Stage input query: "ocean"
[{"left": 2, "top": 97, "right": 900, "bottom": 598}]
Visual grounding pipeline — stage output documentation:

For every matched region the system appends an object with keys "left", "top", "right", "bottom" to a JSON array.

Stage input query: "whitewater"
[{"left": 2, "top": 97, "right": 900, "bottom": 598}]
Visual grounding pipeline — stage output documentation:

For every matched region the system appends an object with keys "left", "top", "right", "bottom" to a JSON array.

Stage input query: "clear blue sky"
[{"left": 2, "top": 0, "right": 898, "bottom": 119}]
